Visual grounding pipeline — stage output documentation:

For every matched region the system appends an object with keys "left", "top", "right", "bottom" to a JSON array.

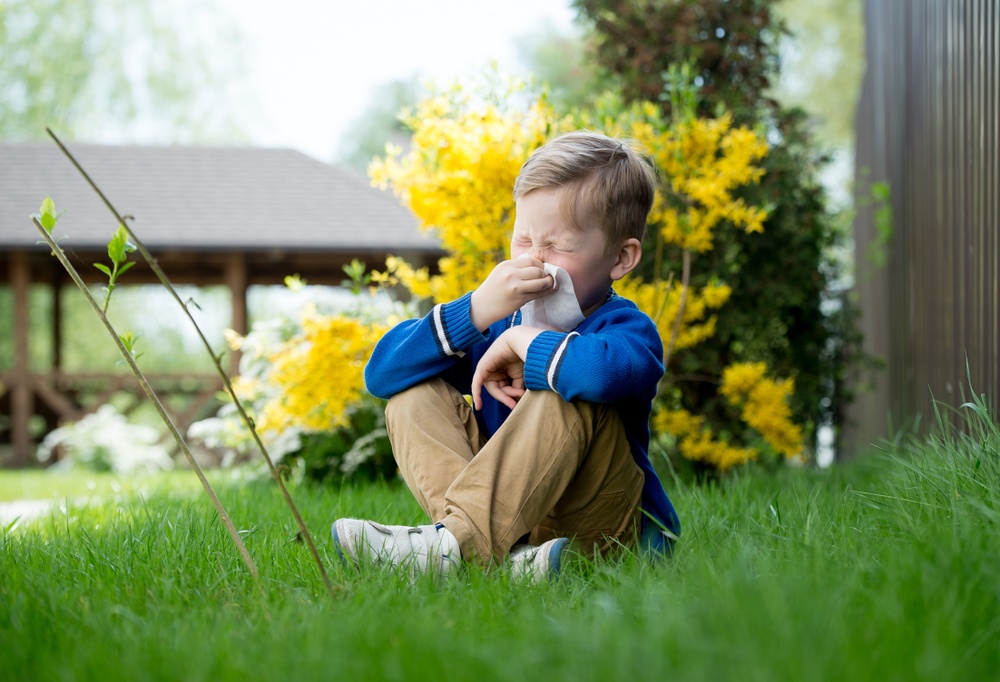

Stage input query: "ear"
[{"left": 609, "top": 238, "right": 642, "bottom": 281}]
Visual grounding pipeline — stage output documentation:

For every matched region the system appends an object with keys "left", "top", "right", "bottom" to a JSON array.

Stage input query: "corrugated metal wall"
[{"left": 849, "top": 0, "right": 999, "bottom": 450}]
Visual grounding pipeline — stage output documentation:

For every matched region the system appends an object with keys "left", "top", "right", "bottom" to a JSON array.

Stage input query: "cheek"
[
  {"left": 552, "top": 261, "right": 585, "bottom": 290},
  {"left": 543, "top": 253, "right": 570, "bottom": 271}
]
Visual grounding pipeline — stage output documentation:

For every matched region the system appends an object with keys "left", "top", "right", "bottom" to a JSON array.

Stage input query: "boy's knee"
[
  {"left": 520, "top": 388, "right": 579, "bottom": 412},
  {"left": 385, "top": 378, "right": 468, "bottom": 425},
  {"left": 386, "top": 381, "right": 438, "bottom": 431},
  {"left": 519, "top": 390, "right": 607, "bottom": 424},
  {"left": 385, "top": 384, "right": 420, "bottom": 422}
]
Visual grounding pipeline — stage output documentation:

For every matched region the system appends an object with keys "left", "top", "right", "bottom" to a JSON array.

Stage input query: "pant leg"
[
  {"left": 438, "top": 389, "right": 644, "bottom": 565},
  {"left": 385, "top": 378, "right": 486, "bottom": 523},
  {"left": 529, "top": 399, "right": 645, "bottom": 557}
]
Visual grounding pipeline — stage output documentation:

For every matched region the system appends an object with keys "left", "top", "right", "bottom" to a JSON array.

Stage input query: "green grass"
[
  {"left": 0, "top": 469, "right": 201, "bottom": 502},
  {"left": 2, "top": 398, "right": 999, "bottom": 681}
]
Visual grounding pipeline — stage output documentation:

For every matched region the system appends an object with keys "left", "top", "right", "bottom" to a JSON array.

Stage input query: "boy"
[{"left": 332, "top": 131, "right": 681, "bottom": 580}]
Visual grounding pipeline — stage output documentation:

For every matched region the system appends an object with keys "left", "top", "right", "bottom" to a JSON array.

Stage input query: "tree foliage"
[
  {"left": 772, "top": 0, "right": 864, "bottom": 151},
  {"left": 0, "top": 0, "right": 248, "bottom": 142},
  {"left": 336, "top": 77, "right": 423, "bottom": 174},
  {"left": 513, "top": 20, "right": 605, "bottom": 112},
  {"left": 577, "top": 0, "right": 783, "bottom": 116}
]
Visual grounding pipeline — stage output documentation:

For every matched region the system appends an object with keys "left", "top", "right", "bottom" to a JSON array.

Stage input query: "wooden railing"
[{"left": 0, "top": 369, "right": 223, "bottom": 463}]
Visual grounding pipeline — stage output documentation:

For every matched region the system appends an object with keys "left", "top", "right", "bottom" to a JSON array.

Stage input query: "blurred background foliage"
[{"left": 0, "top": 0, "right": 251, "bottom": 143}]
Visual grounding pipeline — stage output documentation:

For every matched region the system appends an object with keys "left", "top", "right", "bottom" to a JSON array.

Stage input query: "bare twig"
[
  {"left": 46, "top": 129, "right": 338, "bottom": 597},
  {"left": 31, "top": 216, "right": 259, "bottom": 581},
  {"left": 661, "top": 373, "right": 722, "bottom": 386}
]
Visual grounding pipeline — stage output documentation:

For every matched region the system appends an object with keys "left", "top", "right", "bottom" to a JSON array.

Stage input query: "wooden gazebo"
[{"left": 0, "top": 142, "right": 442, "bottom": 465}]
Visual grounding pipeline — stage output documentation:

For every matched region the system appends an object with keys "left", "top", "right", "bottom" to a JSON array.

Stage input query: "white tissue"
[{"left": 519, "top": 261, "right": 586, "bottom": 332}]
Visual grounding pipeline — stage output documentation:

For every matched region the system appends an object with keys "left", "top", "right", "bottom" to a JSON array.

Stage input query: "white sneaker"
[
  {"left": 508, "top": 537, "right": 571, "bottom": 582},
  {"left": 331, "top": 518, "right": 462, "bottom": 577}
]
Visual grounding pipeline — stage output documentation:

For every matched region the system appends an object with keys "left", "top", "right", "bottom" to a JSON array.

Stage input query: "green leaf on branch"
[
  {"left": 119, "top": 330, "right": 143, "bottom": 362},
  {"left": 342, "top": 259, "right": 370, "bottom": 294},
  {"left": 96, "top": 224, "right": 139, "bottom": 312},
  {"left": 38, "top": 196, "right": 64, "bottom": 232},
  {"left": 108, "top": 225, "right": 133, "bottom": 264}
]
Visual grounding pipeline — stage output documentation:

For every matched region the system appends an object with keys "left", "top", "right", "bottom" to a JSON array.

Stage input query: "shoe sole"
[
  {"left": 546, "top": 537, "right": 571, "bottom": 577},
  {"left": 331, "top": 522, "right": 353, "bottom": 566}
]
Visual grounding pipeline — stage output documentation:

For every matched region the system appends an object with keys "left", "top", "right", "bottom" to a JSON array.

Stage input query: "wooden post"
[
  {"left": 51, "top": 274, "right": 62, "bottom": 370},
  {"left": 10, "top": 253, "right": 33, "bottom": 466},
  {"left": 225, "top": 253, "right": 247, "bottom": 377}
]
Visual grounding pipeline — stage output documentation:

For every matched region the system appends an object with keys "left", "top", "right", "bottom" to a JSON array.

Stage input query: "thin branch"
[
  {"left": 661, "top": 373, "right": 722, "bottom": 386},
  {"left": 652, "top": 271, "right": 675, "bottom": 325},
  {"left": 32, "top": 216, "right": 259, "bottom": 581},
  {"left": 47, "top": 128, "right": 339, "bottom": 597}
]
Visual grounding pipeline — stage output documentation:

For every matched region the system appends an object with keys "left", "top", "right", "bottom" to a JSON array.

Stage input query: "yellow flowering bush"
[
  {"left": 189, "top": 273, "right": 410, "bottom": 481},
  {"left": 653, "top": 407, "right": 756, "bottom": 471},
  {"left": 720, "top": 362, "right": 804, "bottom": 461},
  {"left": 650, "top": 362, "right": 805, "bottom": 470},
  {"left": 614, "top": 276, "right": 731, "bottom": 353},
  {"left": 370, "top": 80, "right": 557, "bottom": 303},
  {"left": 247, "top": 305, "right": 386, "bottom": 435},
  {"left": 369, "top": 77, "right": 805, "bottom": 471},
  {"left": 578, "top": 97, "right": 768, "bottom": 254}
]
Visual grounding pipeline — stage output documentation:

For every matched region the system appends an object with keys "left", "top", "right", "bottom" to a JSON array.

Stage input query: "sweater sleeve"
[
  {"left": 521, "top": 302, "right": 664, "bottom": 404},
  {"left": 364, "top": 292, "right": 489, "bottom": 399}
]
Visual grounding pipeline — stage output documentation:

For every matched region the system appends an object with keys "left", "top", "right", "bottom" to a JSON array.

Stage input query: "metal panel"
[{"left": 849, "top": 0, "right": 999, "bottom": 451}]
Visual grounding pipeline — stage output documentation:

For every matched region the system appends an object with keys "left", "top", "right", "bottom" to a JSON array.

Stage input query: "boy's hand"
[
  {"left": 469, "top": 257, "right": 554, "bottom": 331},
  {"left": 471, "top": 326, "right": 542, "bottom": 410}
]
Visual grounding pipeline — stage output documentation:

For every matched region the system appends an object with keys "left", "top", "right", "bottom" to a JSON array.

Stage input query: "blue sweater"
[{"left": 365, "top": 289, "right": 681, "bottom": 540}]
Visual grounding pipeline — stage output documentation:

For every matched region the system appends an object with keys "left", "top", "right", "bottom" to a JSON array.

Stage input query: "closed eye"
[{"left": 515, "top": 238, "right": 566, "bottom": 250}]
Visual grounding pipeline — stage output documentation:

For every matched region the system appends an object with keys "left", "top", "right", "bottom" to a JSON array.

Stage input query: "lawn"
[{"left": 1, "top": 401, "right": 998, "bottom": 681}]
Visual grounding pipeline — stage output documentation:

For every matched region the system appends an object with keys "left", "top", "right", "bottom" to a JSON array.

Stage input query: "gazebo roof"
[
  {"left": 0, "top": 142, "right": 444, "bottom": 464},
  {"left": 0, "top": 142, "right": 436, "bottom": 253}
]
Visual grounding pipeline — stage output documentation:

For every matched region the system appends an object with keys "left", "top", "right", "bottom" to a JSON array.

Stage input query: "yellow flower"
[
  {"left": 224, "top": 328, "right": 244, "bottom": 352},
  {"left": 720, "top": 362, "right": 804, "bottom": 459},
  {"left": 720, "top": 362, "right": 768, "bottom": 399},
  {"left": 367, "top": 77, "right": 560, "bottom": 303},
  {"left": 700, "top": 282, "right": 732, "bottom": 309},
  {"left": 255, "top": 309, "right": 386, "bottom": 435},
  {"left": 653, "top": 408, "right": 704, "bottom": 438},
  {"left": 677, "top": 428, "right": 757, "bottom": 470}
]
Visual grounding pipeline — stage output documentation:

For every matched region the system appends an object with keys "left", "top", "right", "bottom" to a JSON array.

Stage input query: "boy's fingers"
[
  {"left": 510, "top": 258, "right": 550, "bottom": 282},
  {"left": 485, "top": 381, "right": 517, "bottom": 409},
  {"left": 471, "top": 373, "right": 484, "bottom": 410},
  {"left": 473, "top": 363, "right": 519, "bottom": 410},
  {"left": 472, "top": 370, "right": 508, "bottom": 410},
  {"left": 513, "top": 255, "right": 544, "bottom": 269},
  {"left": 500, "top": 385, "right": 524, "bottom": 400},
  {"left": 515, "top": 271, "right": 555, "bottom": 296}
]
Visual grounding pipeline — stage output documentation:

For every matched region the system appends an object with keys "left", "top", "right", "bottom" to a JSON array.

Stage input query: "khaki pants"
[{"left": 385, "top": 378, "right": 644, "bottom": 566}]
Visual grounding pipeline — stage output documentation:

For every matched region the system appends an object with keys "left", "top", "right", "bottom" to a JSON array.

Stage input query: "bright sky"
[{"left": 215, "top": 0, "right": 577, "bottom": 162}]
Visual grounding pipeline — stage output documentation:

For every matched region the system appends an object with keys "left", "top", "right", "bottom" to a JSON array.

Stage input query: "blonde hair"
[{"left": 513, "top": 131, "right": 656, "bottom": 253}]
